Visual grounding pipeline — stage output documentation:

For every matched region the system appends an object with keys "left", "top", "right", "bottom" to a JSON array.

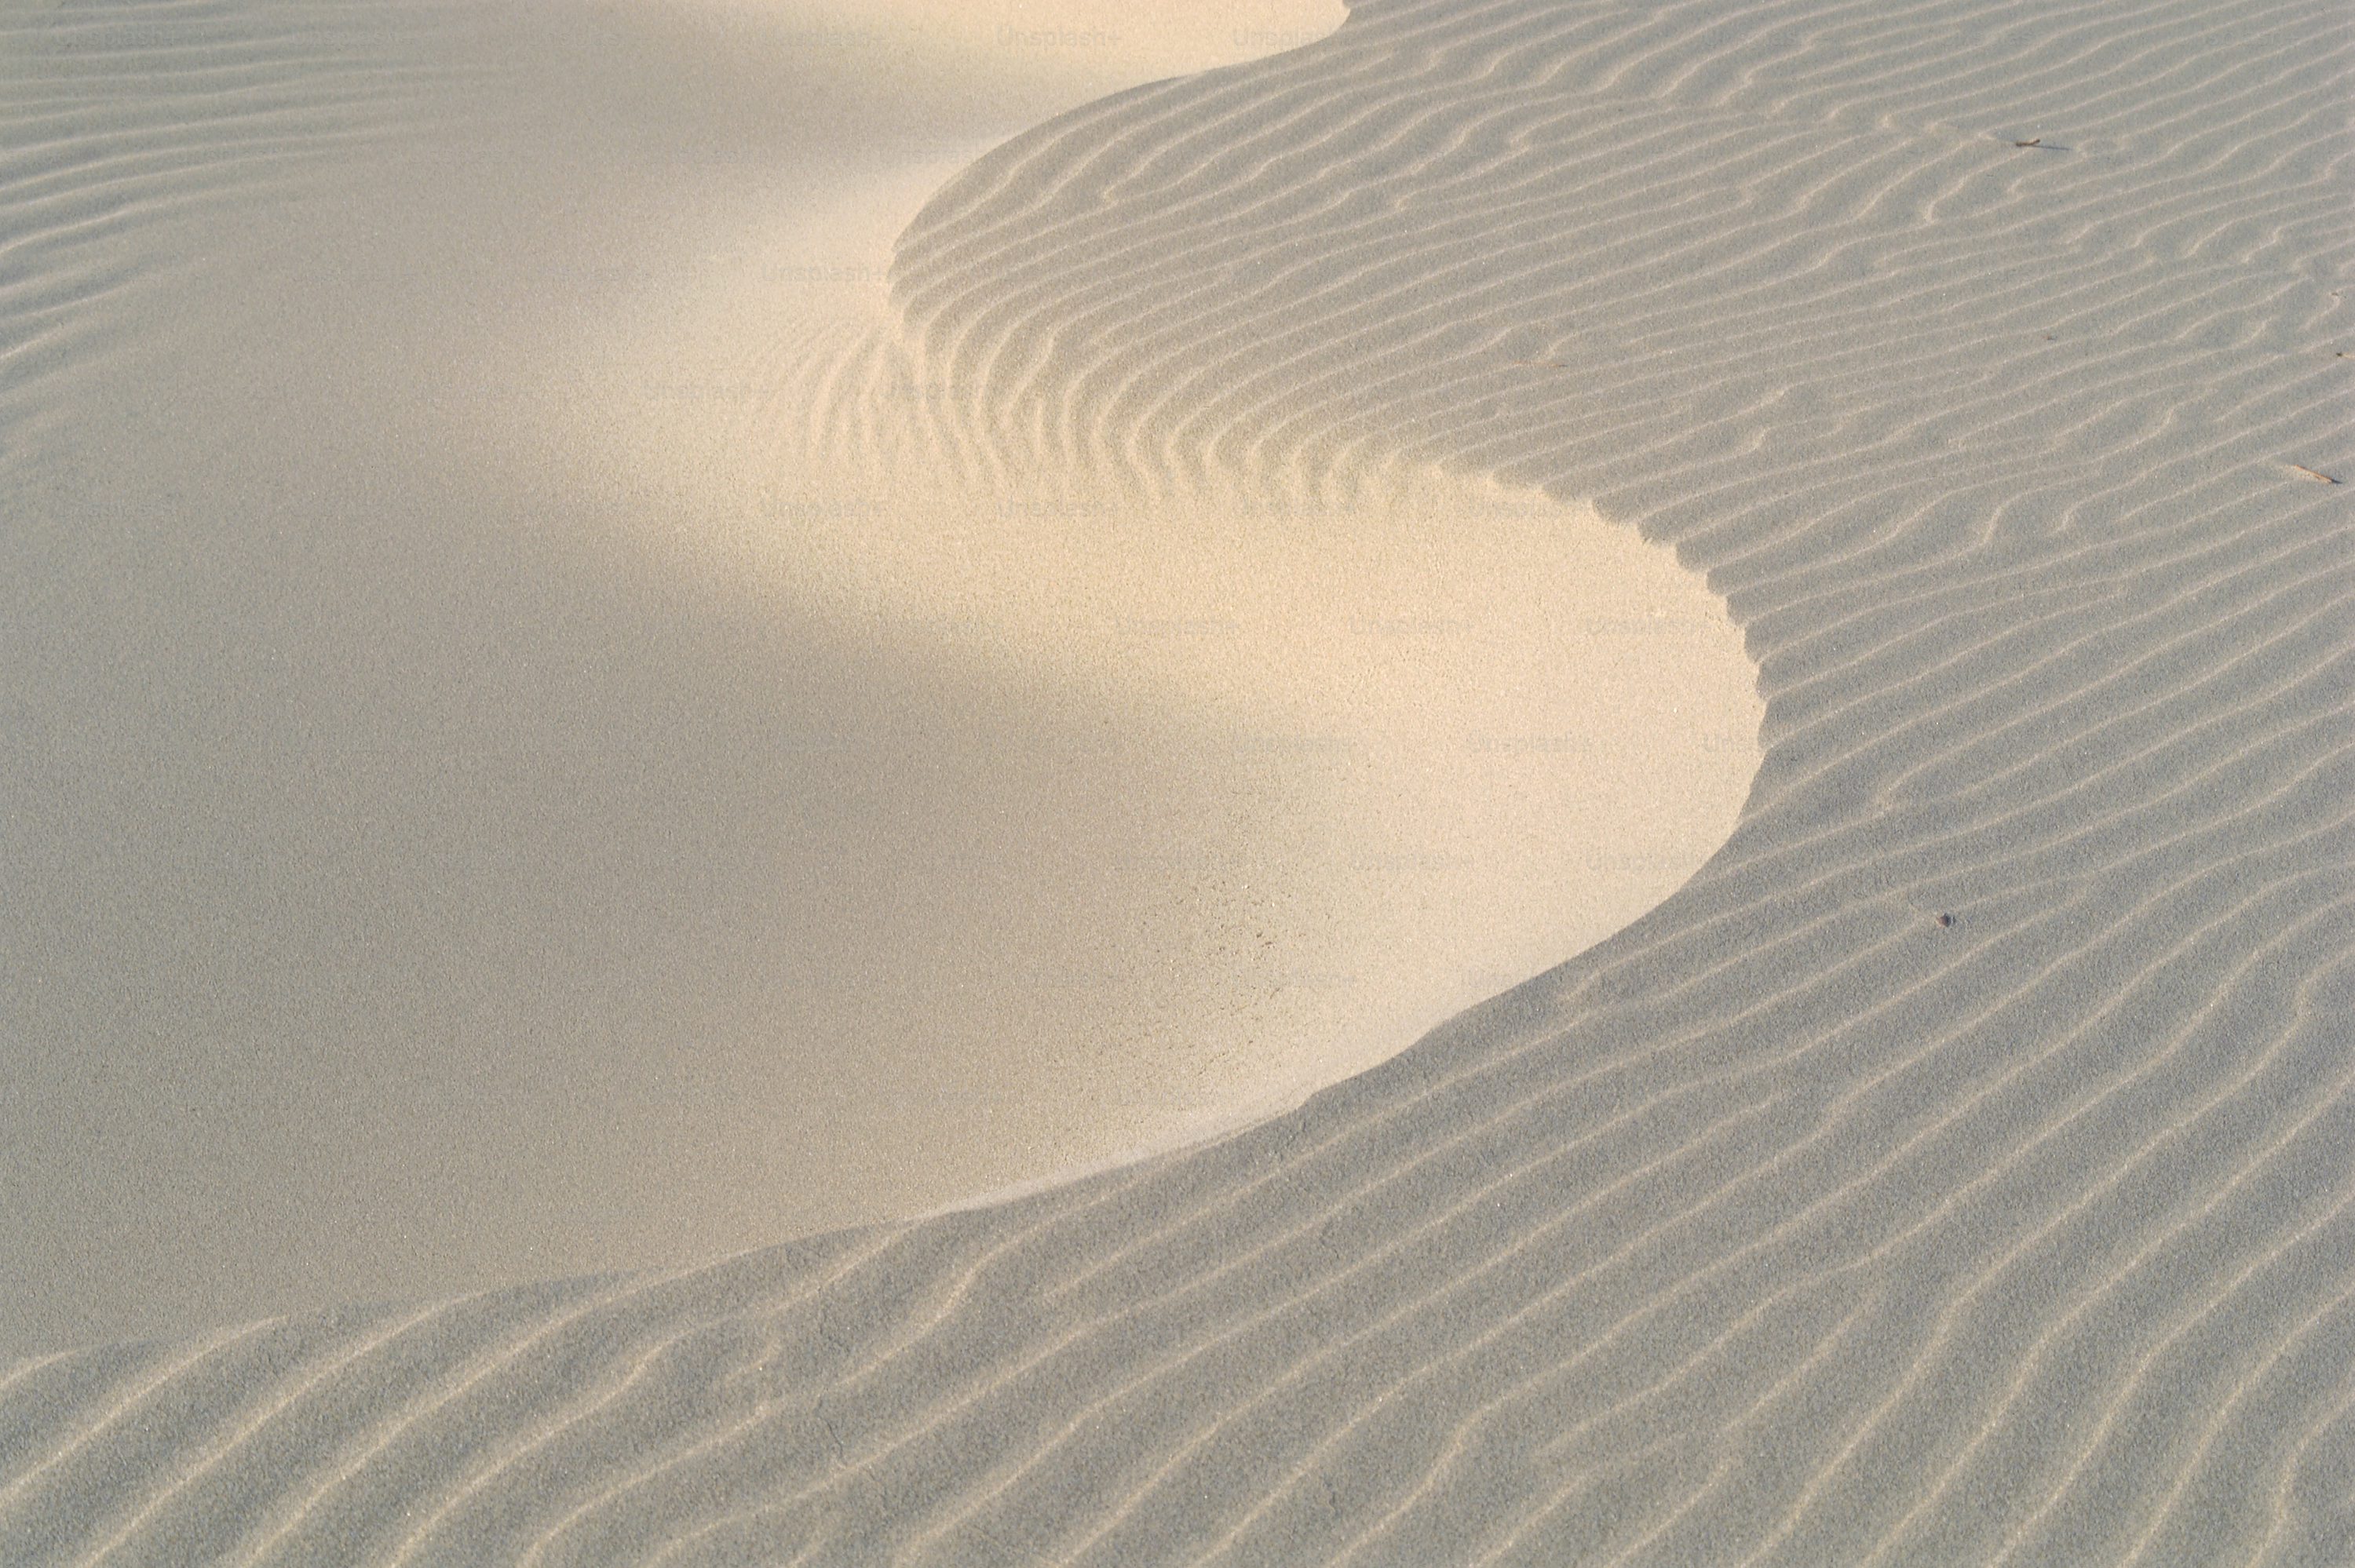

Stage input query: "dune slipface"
[
  {"left": 0, "top": 0, "right": 1759, "bottom": 1354},
  {"left": 3, "top": 0, "right": 2353, "bottom": 1565}
]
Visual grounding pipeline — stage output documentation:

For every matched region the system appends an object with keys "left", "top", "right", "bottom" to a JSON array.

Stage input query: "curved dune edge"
[
  {"left": 0, "top": 0, "right": 1758, "bottom": 1356},
  {"left": 3, "top": 0, "right": 2353, "bottom": 1564}
]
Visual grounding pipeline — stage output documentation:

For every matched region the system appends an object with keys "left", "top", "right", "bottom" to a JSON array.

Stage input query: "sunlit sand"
[
  {"left": 1, "top": 0, "right": 1756, "bottom": 1353},
  {"left": 8, "top": 0, "right": 2335, "bottom": 1559}
]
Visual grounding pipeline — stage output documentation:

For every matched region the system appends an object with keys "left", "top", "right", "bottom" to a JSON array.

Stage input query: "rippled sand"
[{"left": 2, "top": 0, "right": 2347, "bottom": 1562}]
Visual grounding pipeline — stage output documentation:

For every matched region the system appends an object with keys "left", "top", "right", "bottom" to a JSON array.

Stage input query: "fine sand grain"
[
  {"left": 0, "top": 0, "right": 1758, "bottom": 1353},
  {"left": 3, "top": 0, "right": 2352, "bottom": 1563}
]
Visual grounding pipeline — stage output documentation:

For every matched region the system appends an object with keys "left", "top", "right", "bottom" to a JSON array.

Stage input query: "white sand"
[
  {"left": 0, "top": 0, "right": 1757, "bottom": 1353},
  {"left": 2, "top": 0, "right": 2350, "bottom": 1562}
]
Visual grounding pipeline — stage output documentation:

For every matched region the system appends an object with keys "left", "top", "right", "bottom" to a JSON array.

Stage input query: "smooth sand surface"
[
  {"left": 0, "top": 0, "right": 1759, "bottom": 1356},
  {"left": 2, "top": 0, "right": 2351, "bottom": 1563}
]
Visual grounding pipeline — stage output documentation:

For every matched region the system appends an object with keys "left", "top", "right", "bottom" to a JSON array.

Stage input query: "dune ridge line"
[{"left": 2, "top": 0, "right": 2351, "bottom": 1562}]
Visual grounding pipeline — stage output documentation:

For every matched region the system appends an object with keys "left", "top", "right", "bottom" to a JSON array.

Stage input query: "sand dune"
[
  {"left": 3, "top": 0, "right": 2352, "bottom": 1562},
  {"left": 0, "top": 0, "right": 1758, "bottom": 1352}
]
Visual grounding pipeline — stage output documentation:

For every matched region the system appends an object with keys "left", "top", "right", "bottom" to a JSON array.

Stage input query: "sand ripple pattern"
[
  {"left": 5, "top": 0, "right": 2353, "bottom": 1562},
  {"left": 0, "top": 0, "right": 458, "bottom": 443}
]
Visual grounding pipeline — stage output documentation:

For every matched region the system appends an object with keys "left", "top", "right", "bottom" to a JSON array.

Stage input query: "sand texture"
[
  {"left": 0, "top": 0, "right": 1762, "bottom": 1350},
  {"left": 4, "top": 0, "right": 2353, "bottom": 1563}
]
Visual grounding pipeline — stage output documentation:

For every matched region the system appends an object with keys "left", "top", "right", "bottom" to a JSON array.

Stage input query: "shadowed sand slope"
[
  {"left": 0, "top": 0, "right": 1758, "bottom": 1352},
  {"left": 4, "top": 0, "right": 2353, "bottom": 1563}
]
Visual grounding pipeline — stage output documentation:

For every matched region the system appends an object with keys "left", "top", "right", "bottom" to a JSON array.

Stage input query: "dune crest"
[
  {"left": 4, "top": 0, "right": 2349, "bottom": 1562},
  {"left": 0, "top": 0, "right": 1755, "bottom": 1356}
]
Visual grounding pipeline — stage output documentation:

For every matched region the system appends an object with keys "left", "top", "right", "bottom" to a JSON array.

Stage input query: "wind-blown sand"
[
  {"left": 3, "top": 0, "right": 2351, "bottom": 1563},
  {"left": 0, "top": 0, "right": 1759, "bottom": 1353}
]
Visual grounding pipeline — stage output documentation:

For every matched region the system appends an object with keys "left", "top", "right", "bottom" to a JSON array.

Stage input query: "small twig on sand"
[{"left": 2287, "top": 464, "right": 2340, "bottom": 484}]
